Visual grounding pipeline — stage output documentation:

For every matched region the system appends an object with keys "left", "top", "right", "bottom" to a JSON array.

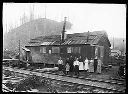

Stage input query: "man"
[
  {"left": 58, "top": 57, "right": 63, "bottom": 71},
  {"left": 94, "top": 57, "right": 98, "bottom": 73},
  {"left": 73, "top": 58, "right": 80, "bottom": 76},
  {"left": 69, "top": 56, "right": 74, "bottom": 72}
]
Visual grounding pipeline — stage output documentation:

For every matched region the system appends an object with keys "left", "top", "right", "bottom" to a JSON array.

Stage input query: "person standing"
[
  {"left": 73, "top": 58, "right": 80, "bottom": 76},
  {"left": 69, "top": 56, "right": 74, "bottom": 72},
  {"left": 65, "top": 58, "right": 70, "bottom": 75},
  {"left": 94, "top": 57, "right": 98, "bottom": 73},
  {"left": 89, "top": 58, "right": 94, "bottom": 73},
  {"left": 78, "top": 56, "right": 84, "bottom": 72},
  {"left": 58, "top": 57, "right": 63, "bottom": 71},
  {"left": 84, "top": 57, "right": 89, "bottom": 72},
  {"left": 65, "top": 62, "right": 70, "bottom": 75},
  {"left": 97, "top": 58, "right": 102, "bottom": 74}
]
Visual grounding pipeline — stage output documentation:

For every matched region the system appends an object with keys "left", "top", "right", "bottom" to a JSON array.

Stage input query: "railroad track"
[{"left": 3, "top": 66, "right": 126, "bottom": 93}]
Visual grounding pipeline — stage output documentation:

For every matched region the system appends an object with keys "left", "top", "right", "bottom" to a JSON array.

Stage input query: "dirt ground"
[
  {"left": 54, "top": 65, "right": 120, "bottom": 80},
  {"left": 87, "top": 66, "right": 120, "bottom": 80}
]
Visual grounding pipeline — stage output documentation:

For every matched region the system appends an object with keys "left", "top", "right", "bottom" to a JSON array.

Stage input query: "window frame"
[
  {"left": 52, "top": 47, "right": 60, "bottom": 53},
  {"left": 40, "top": 47, "right": 47, "bottom": 53}
]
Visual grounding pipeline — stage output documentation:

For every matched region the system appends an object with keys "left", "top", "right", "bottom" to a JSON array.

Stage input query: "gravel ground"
[{"left": 3, "top": 66, "right": 125, "bottom": 93}]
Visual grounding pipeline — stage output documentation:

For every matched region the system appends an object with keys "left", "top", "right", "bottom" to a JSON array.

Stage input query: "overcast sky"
[{"left": 3, "top": 3, "right": 126, "bottom": 38}]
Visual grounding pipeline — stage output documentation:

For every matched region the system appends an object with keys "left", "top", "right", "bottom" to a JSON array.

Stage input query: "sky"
[{"left": 3, "top": 3, "right": 126, "bottom": 38}]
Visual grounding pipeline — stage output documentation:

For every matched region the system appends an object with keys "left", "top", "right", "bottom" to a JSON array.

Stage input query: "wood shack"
[{"left": 25, "top": 31, "right": 111, "bottom": 66}]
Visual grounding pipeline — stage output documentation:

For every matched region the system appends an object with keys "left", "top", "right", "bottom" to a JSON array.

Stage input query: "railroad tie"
[
  {"left": 104, "top": 80, "right": 110, "bottom": 83},
  {"left": 111, "top": 88, "right": 117, "bottom": 91},
  {"left": 45, "top": 72, "right": 51, "bottom": 74},
  {"left": 85, "top": 78, "right": 91, "bottom": 80},
  {"left": 66, "top": 75, "right": 71, "bottom": 77},
  {"left": 98, "top": 79, "right": 103, "bottom": 82},
  {"left": 77, "top": 85, "right": 83, "bottom": 89},
  {"left": 20, "top": 68, "right": 25, "bottom": 70},
  {"left": 117, "top": 83, "right": 123, "bottom": 85},
  {"left": 82, "top": 87, "right": 90, "bottom": 91},
  {"left": 72, "top": 75, "right": 77, "bottom": 78},
  {"left": 93, "top": 89, "right": 99, "bottom": 92},
  {"left": 110, "top": 81, "right": 117, "bottom": 84},
  {"left": 107, "top": 87, "right": 113, "bottom": 90},
  {"left": 52, "top": 73, "right": 57, "bottom": 75},
  {"left": 26, "top": 69, "right": 31, "bottom": 71},
  {"left": 78, "top": 76, "right": 85, "bottom": 79},
  {"left": 68, "top": 84, "right": 74, "bottom": 87},
  {"left": 117, "top": 89, "right": 124, "bottom": 92},
  {"left": 91, "top": 78, "right": 97, "bottom": 81},
  {"left": 14, "top": 67, "right": 17, "bottom": 69}
]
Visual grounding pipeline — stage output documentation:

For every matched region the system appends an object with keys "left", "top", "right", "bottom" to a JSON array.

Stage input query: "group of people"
[{"left": 57, "top": 56, "right": 103, "bottom": 76}]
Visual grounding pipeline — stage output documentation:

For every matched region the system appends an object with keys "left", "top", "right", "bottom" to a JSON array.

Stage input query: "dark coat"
[
  {"left": 94, "top": 59, "right": 98, "bottom": 72},
  {"left": 69, "top": 57, "right": 74, "bottom": 72},
  {"left": 78, "top": 58, "right": 83, "bottom": 62}
]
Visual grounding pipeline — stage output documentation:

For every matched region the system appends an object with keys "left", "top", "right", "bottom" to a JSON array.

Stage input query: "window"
[
  {"left": 73, "top": 47, "right": 81, "bottom": 53},
  {"left": 67, "top": 47, "right": 81, "bottom": 53},
  {"left": 40, "top": 47, "right": 46, "bottom": 53},
  {"left": 52, "top": 47, "right": 60, "bottom": 53},
  {"left": 34, "top": 47, "right": 40, "bottom": 52},
  {"left": 67, "top": 47, "right": 71, "bottom": 53},
  {"left": 49, "top": 50, "right": 51, "bottom": 54}
]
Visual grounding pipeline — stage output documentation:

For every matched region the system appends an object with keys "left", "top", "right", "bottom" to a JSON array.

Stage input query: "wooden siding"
[
  {"left": 26, "top": 41, "right": 110, "bottom": 65},
  {"left": 97, "top": 37, "right": 111, "bottom": 65}
]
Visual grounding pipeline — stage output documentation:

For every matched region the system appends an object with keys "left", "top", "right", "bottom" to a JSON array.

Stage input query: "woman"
[
  {"left": 97, "top": 58, "right": 102, "bottom": 74},
  {"left": 73, "top": 58, "right": 80, "bottom": 76},
  {"left": 78, "top": 56, "right": 84, "bottom": 72},
  {"left": 89, "top": 58, "right": 94, "bottom": 73},
  {"left": 84, "top": 57, "right": 89, "bottom": 72}
]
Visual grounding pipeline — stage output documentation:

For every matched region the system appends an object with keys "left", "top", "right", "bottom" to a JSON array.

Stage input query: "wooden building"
[{"left": 25, "top": 31, "right": 111, "bottom": 66}]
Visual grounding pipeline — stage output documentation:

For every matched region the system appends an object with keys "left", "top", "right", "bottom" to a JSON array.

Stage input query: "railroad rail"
[{"left": 3, "top": 66, "right": 126, "bottom": 93}]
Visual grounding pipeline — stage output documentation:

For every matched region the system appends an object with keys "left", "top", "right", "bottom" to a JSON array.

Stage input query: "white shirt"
[
  {"left": 90, "top": 60, "right": 94, "bottom": 64},
  {"left": 73, "top": 60, "right": 79, "bottom": 66},
  {"left": 58, "top": 60, "right": 63, "bottom": 65},
  {"left": 84, "top": 59, "right": 89, "bottom": 63}
]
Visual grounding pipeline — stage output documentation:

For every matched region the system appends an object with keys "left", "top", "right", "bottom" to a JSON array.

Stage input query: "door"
[{"left": 99, "top": 46, "right": 104, "bottom": 64}]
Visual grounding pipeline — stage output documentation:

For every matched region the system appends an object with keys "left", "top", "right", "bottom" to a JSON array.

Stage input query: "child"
[{"left": 66, "top": 63, "right": 70, "bottom": 75}]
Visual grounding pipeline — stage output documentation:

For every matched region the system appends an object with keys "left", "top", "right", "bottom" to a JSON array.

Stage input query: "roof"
[
  {"left": 22, "top": 47, "right": 30, "bottom": 51},
  {"left": 26, "top": 31, "right": 111, "bottom": 47},
  {"left": 111, "top": 49, "right": 121, "bottom": 53}
]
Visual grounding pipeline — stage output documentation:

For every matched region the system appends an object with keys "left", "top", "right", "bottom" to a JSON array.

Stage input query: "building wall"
[
  {"left": 26, "top": 37, "right": 110, "bottom": 65},
  {"left": 81, "top": 45, "right": 95, "bottom": 60},
  {"left": 26, "top": 45, "right": 96, "bottom": 64},
  {"left": 26, "top": 46, "right": 61, "bottom": 64},
  {"left": 97, "top": 37, "right": 111, "bottom": 65}
]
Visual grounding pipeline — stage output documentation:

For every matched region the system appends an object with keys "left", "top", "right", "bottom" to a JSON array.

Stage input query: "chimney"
[
  {"left": 87, "top": 31, "right": 90, "bottom": 42},
  {"left": 61, "top": 17, "right": 67, "bottom": 43}
]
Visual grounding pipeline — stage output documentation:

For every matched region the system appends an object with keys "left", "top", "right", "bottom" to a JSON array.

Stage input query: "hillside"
[{"left": 3, "top": 18, "right": 72, "bottom": 52}]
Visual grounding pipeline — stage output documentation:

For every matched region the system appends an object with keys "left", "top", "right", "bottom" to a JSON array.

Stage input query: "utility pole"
[
  {"left": 123, "top": 39, "right": 124, "bottom": 56},
  {"left": 19, "top": 40, "right": 20, "bottom": 62},
  {"left": 44, "top": 4, "right": 47, "bottom": 19},
  {"left": 113, "top": 37, "right": 114, "bottom": 50}
]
